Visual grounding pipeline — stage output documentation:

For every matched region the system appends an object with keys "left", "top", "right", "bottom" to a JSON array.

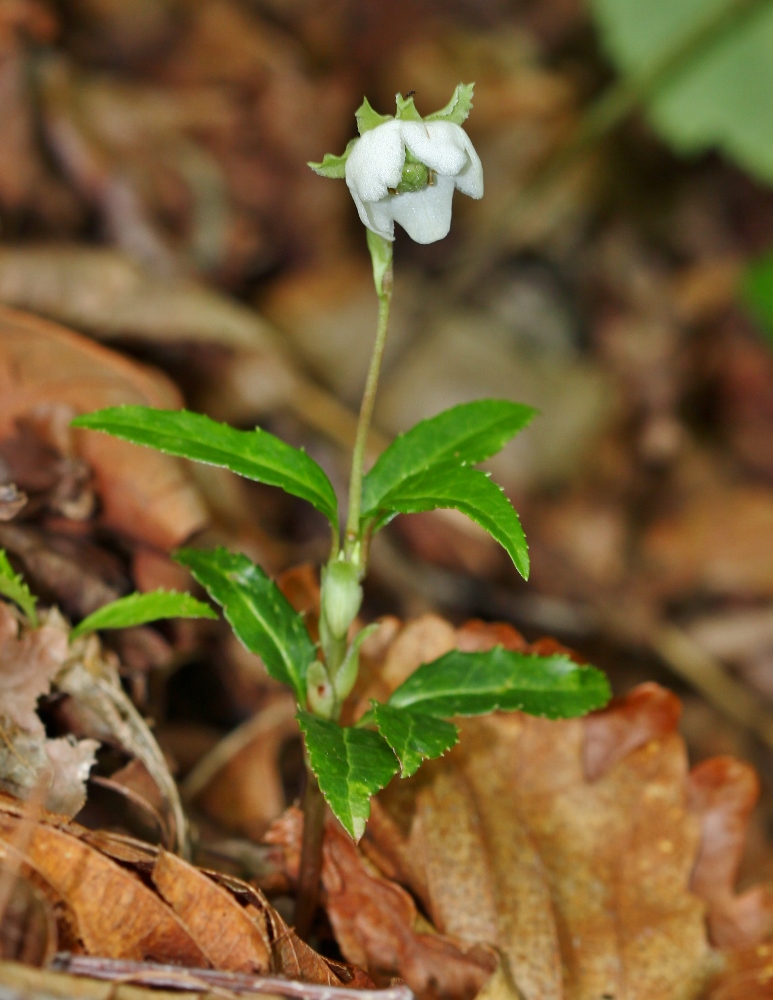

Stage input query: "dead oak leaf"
[{"left": 279, "top": 613, "right": 773, "bottom": 1000}]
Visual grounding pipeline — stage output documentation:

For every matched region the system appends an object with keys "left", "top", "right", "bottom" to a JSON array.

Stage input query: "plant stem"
[
  {"left": 344, "top": 235, "right": 393, "bottom": 559},
  {"left": 294, "top": 764, "right": 327, "bottom": 939}
]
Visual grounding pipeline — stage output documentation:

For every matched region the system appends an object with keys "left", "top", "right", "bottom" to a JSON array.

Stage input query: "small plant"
[{"left": 71, "top": 85, "right": 611, "bottom": 933}]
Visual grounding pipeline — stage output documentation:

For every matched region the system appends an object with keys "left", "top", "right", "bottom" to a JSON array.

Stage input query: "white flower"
[{"left": 344, "top": 119, "right": 483, "bottom": 244}]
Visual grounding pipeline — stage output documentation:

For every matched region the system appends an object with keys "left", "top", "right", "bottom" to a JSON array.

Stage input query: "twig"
[{"left": 52, "top": 956, "right": 415, "bottom": 1000}]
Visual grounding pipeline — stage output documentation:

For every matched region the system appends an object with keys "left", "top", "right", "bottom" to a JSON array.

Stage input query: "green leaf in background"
[
  {"left": 72, "top": 406, "right": 339, "bottom": 528},
  {"left": 388, "top": 647, "right": 611, "bottom": 720},
  {"left": 590, "top": 0, "right": 773, "bottom": 183},
  {"left": 176, "top": 547, "right": 316, "bottom": 704},
  {"left": 0, "top": 550, "right": 37, "bottom": 627},
  {"left": 298, "top": 711, "right": 400, "bottom": 840},
  {"left": 373, "top": 463, "right": 529, "bottom": 579},
  {"left": 425, "top": 82, "right": 476, "bottom": 125},
  {"left": 70, "top": 590, "right": 217, "bottom": 641},
  {"left": 371, "top": 702, "right": 458, "bottom": 777},
  {"left": 743, "top": 251, "right": 773, "bottom": 344},
  {"left": 362, "top": 399, "right": 536, "bottom": 517}
]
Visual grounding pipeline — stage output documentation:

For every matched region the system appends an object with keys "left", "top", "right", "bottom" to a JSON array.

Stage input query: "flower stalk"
[{"left": 344, "top": 232, "right": 393, "bottom": 561}]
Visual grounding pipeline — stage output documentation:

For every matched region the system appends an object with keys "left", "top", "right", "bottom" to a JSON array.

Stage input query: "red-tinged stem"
[{"left": 294, "top": 766, "right": 327, "bottom": 940}]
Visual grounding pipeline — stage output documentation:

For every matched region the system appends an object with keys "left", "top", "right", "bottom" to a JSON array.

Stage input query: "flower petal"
[
  {"left": 400, "top": 121, "right": 468, "bottom": 177},
  {"left": 349, "top": 184, "right": 395, "bottom": 240},
  {"left": 389, "top": 174, "right": 455, "bottom": 244},
  {"left": 453, "top": 128, "right": 484, "bottom": 199},
  {"left": 345, "top": 120, "right": 404, "bottom": 203}
]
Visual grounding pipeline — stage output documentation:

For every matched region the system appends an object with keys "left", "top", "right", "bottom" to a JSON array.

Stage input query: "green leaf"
[
  {"left": 175, "top": 547, "right": 316, "bottom": 704},
  {"left": 388, "top": 647, "right": 611, "bottom": 719},
  {"left": 743, "top": 251, "right": 773, "bottom": 344},
  {"left": 355, "top": 96, "right": 393, "bottom": 135},
  {"left": 371, "top": 702, "right": 458, "bottom": 778},
  {"left": 425, "top": 82, "right": 476, "bottom": 125},
  {"left": 298, "top": 711, "right": 399, "bottom": 840},
  {"left": 395, "top": 92, "right": 423, "bottom": 121},
  {"left": 590, "top": 0, "right": 773, "bottom": 183},
  {"left": 70, "top": 590, "right": 217, "bottom": 641},
  {"left": 373, "top": 464, "right": 530, "bottom": 579},
  {"left": 308, "top": 139, "right": 358, "bottom": 179},
  {"left": 72, "top": 406, "right": 338, "bottom": 527},
  {"left": 0, "top": 550, "right": 37, "bottom": 627},
  {"left": 362, "top": 399, "right": 536, "bottom": 516}
]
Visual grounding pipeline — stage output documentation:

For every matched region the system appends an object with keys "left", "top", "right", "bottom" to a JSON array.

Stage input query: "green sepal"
[
  {"left": 356, "top": 96, "right": 392, "bottom": 135},
  {"left": 175, "top": 547, "right": 316, "bottom": 705},
  {"left": 298, "top": 711, "right": 399, "bottom": 841},
  {"left": 395, "top": 92, "right": 423, "bottom": 122},
  {"left": 371, "top": 702, "right": 458, "bottom": 778},
  {"left": 0, "top": 550, "right": 38, "bottom": 627},
  {"left": 70, "top": 590, "right": 217, "bottom": 641},
  {"left": 388, "top": 647, "right": 611, "bottom": 720},
  {"left": 425, "top": 83, "right": 475, "bottom": 125},
  {"left": 307, "top": 138, "right": 358, "bottom": 179}
]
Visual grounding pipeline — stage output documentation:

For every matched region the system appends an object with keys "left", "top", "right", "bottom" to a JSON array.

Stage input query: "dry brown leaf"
[
  {"left": 0, "top": 306, "right": 207, "bottom": 549},
  {"left": 0, "top": 810, "right": 207, "bottom": 964},
  {"left": 0, "top": 794, "right": 361, "bottom": 986},
  {"left": 265, "top": 808, "right": 495, "bottom": 999},
  {"left": 688, "top": 758, "right": 773, "bottom": 950},
  {"left": 0, "top": 873, "right": 58, "bottom": 966},
  {"left": 0, "top": 603, "right": 67, "bottom": 735},
  {"left": 0, "top": 602, "right": 98, "bottom": 816},
  {"left": 152, "top": 849, "right": 271, "bottom": 973}
]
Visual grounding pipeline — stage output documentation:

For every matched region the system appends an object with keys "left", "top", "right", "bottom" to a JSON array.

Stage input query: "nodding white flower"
[
  {"left": 344, "top": 119, "right": 483, "bottom": 244},
  {"left": 308, "top": 85, "right": 483, "bottom": 246}
]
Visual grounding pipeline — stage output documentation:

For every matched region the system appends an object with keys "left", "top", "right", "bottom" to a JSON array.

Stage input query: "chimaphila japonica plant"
[{"left": 71, "top": 84, "right": 611, "bottom": 934}]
